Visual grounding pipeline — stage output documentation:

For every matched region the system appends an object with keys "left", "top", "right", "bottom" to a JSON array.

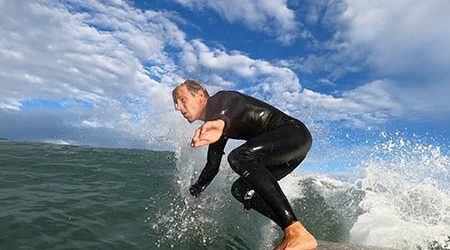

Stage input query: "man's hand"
[
  {"left": 189, "top": 183, "right": 203, "bottom": 197},
  {"left": 191, "top": 119, "right": 225, "bottom": 148}
]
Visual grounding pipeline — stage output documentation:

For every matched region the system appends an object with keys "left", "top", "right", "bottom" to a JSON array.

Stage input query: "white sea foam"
[
  {"left": 152, "top": 125, "right": 240, "bottom": 248},
  {"left": 153, "top": 126, "right": 450, "bottom": 249},
  {"left": 349, "top": 135, "right": 450, "bottom": 249},
  {"left": 266, "top": 133, "right": 450, "bottom": 249}
]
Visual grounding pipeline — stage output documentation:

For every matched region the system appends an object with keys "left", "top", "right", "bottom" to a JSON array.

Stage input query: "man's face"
[{"left": 174, "top": 86, "right": 205, "bottom": 123}]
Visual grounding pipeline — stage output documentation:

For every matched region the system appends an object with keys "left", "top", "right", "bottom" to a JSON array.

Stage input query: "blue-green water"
[
  {"left": 0, "top": 139, "right": 174, "bottom": 249},
  {"left": 1, "top": 138, "right": 449, "bottom": 249}
]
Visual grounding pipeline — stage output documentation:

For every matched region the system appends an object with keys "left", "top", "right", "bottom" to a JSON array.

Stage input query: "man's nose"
[{"left": 175, "top": 100, "right": 183, "bottom": 111}]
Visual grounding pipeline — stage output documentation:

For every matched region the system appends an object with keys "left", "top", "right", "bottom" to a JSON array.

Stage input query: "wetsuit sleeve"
[
  {"left": 193, "top": 136, "right": 228, "bottom": 190},
  {"left": 209, "top": 92, "right": 246, "bottom": 136}
]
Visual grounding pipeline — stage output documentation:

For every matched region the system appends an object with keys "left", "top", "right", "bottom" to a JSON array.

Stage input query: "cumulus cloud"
[
  {"left": 276, "top": 79, "right": 403, "bottom": 128},
  {"left": 0, "top": 0, "right": 186, "bottom": 110},
  {"left": 179, "top": 37, "right": 404, "bottom": 127},
  {"left": 341, "top": 0, "right": 450, "bottom": 79},
  {"left": 181, "top": 39, "right": 301, "bottom": 94},
  {"left": 174, "top": 0, "right": 299, "bottom": 44},
  {"left": 1, "top": 0, "right": 433, "bottom": 149},
  {"left": 0, "top": 0, "right": 187, "bottom": 147},
  {"left": 0, "top": 0, "right": 304, "bottom": 147},
  {"left": 282, "top": 0, "right": 450, "bottom": 118},
  {"left": 338, "top": 0, "right": 450, "bottom": 117}
]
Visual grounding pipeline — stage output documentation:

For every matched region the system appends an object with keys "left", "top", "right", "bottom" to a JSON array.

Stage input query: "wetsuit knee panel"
[{"left": 227, "top": 147, "right": 260, "bottom": 175}]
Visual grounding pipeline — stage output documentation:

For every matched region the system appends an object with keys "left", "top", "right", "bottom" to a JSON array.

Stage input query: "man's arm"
[
  {"left": 189, "top": 136, "right": 228, "bottom": 197},
  {"left": 209, "top": 91, "right": 245, "bottom": 136},
  {"left": 191, "top": 119, "right": 225, "bottom": 148},
  {"left": 191, "top": 92, "right": 245, "bottom": 148}
]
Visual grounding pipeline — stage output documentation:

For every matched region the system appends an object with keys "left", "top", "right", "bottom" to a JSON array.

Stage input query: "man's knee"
[
  {"left": 227, "top": 147, "right": 259, "bottom": 175},
  {"left": 227, "top": 150, "right": 239, "bottom": 169}
]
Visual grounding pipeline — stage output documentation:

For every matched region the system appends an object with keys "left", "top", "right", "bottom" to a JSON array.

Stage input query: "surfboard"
[{"left": 318, "top": 240, "right": 392, "bottom": 250}]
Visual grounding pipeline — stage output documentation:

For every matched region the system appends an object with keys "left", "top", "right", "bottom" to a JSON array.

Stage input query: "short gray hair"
[{"left": 172, "top": 79, "right": 210, "bottom": 103}]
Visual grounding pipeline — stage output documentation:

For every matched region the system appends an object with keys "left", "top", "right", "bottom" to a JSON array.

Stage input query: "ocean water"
[{"left": 1, "top": 137, "right": 449, "bottom": 250}]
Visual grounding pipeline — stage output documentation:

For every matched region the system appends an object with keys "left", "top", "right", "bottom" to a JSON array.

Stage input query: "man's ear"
[{"left": 197, "top": 90, "right": 206, "bottom": 100}]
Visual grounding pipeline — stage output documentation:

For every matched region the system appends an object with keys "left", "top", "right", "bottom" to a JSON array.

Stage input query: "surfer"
[{"left": 172, "top": 79, "right": 318, "bottom": 250}]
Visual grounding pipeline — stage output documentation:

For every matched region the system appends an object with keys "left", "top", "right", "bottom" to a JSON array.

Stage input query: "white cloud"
[
  {"left": 0, "top": 0, "right": 185, "bottom": 110},
  {"left": 390, "top": 80, "right": 450, "bottom": 117},
  {"left": 336, "top": 0, "right": 450, "bottom": 117},
  {"left": 341, "top": 0, "right": 450, "bottom": 79},
  {"left": 0, "top": 99, "right": 22, "bottom": 111},
  {"left": 1, "top": 0, "right": 441, "bottom": 150},
  {"left": 284, "top": 1, "right": 450, "bottom": 119},
  {"left": 180, "top": 38, "right": 406, "bottom": 127},
  {"left": 0, "top": 0, "right": 189, "bottom": 148},
  {"left": 180, "top": 39, "right": 302, "bottom": 98},
  {"left": 318, "top": 78, "right": 336, "bottom": 86},
  {"left": 81, "top": 120, "right": 113, "bottom": 129},
  {"left": 277, "top": 79, "right": 405, "bottom": 127},
  {"left": 175, "top": 0, "right": 299, "bottom": 44}
]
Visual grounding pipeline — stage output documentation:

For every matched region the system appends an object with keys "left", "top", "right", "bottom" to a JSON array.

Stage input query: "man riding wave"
[{"left": 172, "top": 79, "right": 317, "bottom": 250}]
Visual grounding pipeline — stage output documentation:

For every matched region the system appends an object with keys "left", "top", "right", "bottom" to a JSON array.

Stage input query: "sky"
[{"left": 1, "top": 0, "right": 449, "bottom": 172}]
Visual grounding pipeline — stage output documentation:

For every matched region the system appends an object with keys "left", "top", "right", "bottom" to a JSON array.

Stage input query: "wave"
[{"left": 151, "top": 133, "right": 450, "bottom": 249}]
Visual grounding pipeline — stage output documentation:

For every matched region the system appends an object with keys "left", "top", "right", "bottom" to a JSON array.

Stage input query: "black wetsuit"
[{"left": 190, "top": 91, "right": 312, "bottom": 229}]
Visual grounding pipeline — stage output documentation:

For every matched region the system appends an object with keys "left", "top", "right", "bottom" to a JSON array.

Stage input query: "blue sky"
[{"left": 1, "top": 0, "right": 449, "bottom": 172}]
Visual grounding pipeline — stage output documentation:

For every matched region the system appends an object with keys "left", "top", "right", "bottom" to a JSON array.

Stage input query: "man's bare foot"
[{"left": 274, "top": 221, "right": 318, "bottom": 250}]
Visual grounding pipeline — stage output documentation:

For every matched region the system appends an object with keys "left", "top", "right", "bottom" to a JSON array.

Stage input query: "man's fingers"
[
  {"left": 191, "top": 121, "right": 222, "bottom": 148},
  {"left": 191, "top": 128, "right": 201, "bottom": 147},
  {"left": 200, "top": 124, "right": 209, "bottom": 135},
  {"left": 192, "top": 139, "right": 210, "bottom": 148},
  {"left": 192, "top": 133, "right": 210, "bottom": 147}
]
